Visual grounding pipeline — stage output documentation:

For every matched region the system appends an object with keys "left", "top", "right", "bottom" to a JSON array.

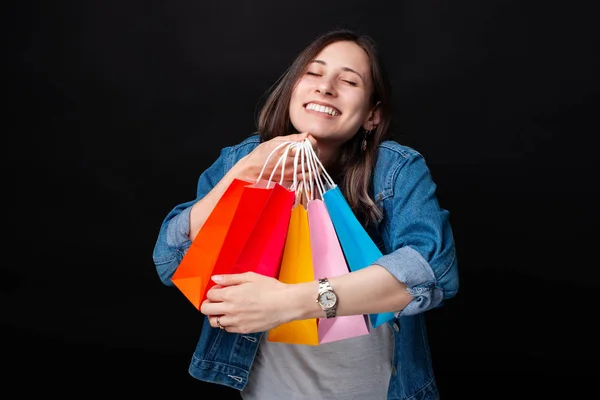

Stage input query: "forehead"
[{"left": 313, "top": 41, "right": 371, "bottom": 75}]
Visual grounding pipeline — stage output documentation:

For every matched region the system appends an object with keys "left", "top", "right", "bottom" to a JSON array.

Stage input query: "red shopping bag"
[
  {"left": 268, "top": 183, "right": 319, "bottom": 345},
  {"left": 229, "top": 181, "right": 295, "bottom": 277},
  {"left": 201, "top": 180, "right": 277, "bottom": 299},
  {"left": 171, "top": 178, "right": 250, "bottom": 310},
  {"left": 203, "top": 141, "right": 298, "bottom": 299}
]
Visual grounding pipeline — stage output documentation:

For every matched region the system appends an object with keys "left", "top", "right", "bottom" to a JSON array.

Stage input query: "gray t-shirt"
[{"left": 241, "top": 323, "right": 393, "bottom": 400}]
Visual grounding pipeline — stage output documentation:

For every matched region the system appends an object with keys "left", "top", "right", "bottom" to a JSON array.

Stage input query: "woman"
[{"left": 153, "top": 28, "right": 459, "bottom": 399}]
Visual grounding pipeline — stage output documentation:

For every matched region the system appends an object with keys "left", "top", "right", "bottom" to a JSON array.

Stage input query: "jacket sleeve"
[
  {"left": 373, "top": 152, "right": 459, "bottom": 316},
  {"left": 152, "top": 149, "right": 229, "bottom": 286}
]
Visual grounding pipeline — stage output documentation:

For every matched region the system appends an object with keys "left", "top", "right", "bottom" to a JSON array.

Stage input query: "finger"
[
  {"left": 210, "top": 315, "right": 226, "bottom": 330},
  {"left": 211, "top": 272, "right": 255, "bottom": 287},
  {"left": 204, "top": 284, "right": 224, "bottom": 301},
  {"left": 289, "top": 168, "right": 310, "bottom": 183},
  {"left": 285, "top": 159, "right": 303, "bottom": 178},
  {"left": 200, "top": 298, "right": 225, "bottom": 316},
  {"left": 200, "top": 299, "right": 212, "bottom": 316},
  {"left": 217, "top": 315, "right": 227, "bottom": 330},
  {"left": 205, "top": 285, "right": 221, "bottom": 301},
  {"left": 295, "top": 172, "right": 310, "bottom": 184},
  {"left": 303, "top": 134, "right": 320, "bottom": 156}
]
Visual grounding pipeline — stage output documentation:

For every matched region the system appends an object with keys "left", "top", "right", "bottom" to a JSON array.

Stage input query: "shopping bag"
[
  {"left": 308, "top": 199, "right": 371, "bottom": 343},
  {"left": 203, "top": 141, "right": 297, "bottom": 299},
  {"left": 302, "top": 142, "right": 370, "bottom": 344},
  {"left": 229, "top": 180, "right": 295, "bottom": 277},
  {"left": 267, "top": 183, "right": 319, "bottom": 345},
  {"left": 306, "top": 142, "right": 395, "bottom": 328},
  {"left": 171, "top": 177, "right": 250, "bottom": 310}
]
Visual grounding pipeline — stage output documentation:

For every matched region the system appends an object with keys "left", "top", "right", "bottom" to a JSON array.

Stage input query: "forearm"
[{"left": 286, "top": 265, "right": 413, "bottom": 321}]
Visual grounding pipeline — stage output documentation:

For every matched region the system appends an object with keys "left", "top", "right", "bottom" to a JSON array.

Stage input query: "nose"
[{"left": 315, "top": 79, "right": 336, "bottom": 97}]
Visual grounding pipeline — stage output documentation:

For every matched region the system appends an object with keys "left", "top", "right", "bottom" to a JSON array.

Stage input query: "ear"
[{"left": 362, "top": 101, "right": 381, "bottom": 131}]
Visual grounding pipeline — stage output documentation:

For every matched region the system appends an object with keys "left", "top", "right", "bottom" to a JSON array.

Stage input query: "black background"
[{"left": 5, "top": 1, "right": 599, "bottom": 398}]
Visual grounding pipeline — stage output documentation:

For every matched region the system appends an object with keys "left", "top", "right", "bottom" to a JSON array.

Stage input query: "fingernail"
[{"left": 211, "top": 275, "right": 222, "bottom": 282}]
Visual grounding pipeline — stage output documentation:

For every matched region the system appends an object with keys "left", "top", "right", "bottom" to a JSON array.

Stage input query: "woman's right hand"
[{"left": 232, "top": 132, "right": 314, "bottom": 184}]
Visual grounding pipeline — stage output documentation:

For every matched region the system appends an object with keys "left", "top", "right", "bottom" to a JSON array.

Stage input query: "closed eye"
[
  {"left": 343, "top": 80, "right": 357, "bottom": 86},
  {"left": 306, "top": 71, "right": 321, "bottom": 76}
]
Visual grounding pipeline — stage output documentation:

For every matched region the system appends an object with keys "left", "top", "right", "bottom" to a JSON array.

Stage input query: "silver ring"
[{"left": 216, "top": 316, "right": 224, "bottom": 330}]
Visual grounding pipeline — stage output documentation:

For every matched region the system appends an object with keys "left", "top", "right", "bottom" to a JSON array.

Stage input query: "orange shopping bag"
[
  {"left": 171, "top": 177, "right": 250, "bottom": 310},
  {"left": 267, "top": 181, "right": 319, "bottom": 345}
]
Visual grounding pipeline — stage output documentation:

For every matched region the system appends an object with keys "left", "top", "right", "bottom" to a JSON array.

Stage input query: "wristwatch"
[{"left": 316, "top": 278, "right": 338, "bottom": 318}]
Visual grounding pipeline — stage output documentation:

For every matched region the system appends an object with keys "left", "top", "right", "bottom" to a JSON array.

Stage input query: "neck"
[
  {"left": 317, "top": 148, "right": 336, "bottom": 169},
  {"left": 310, "top": 138, "right": 340, "bottom": 169}
]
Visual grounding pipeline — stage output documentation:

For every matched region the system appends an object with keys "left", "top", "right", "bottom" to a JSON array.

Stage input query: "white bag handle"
[
  {"left": 299, "top": 141, "right": 316, "bottom": 203},
  {"left": 303, "top": 139, "right": 335, "bottom": 190},
  {"left": 301, "top": 139, "right": 328, "bottom": 199},
  {"left": 289, "top": 141, "right": 307, "bottom": 206},
  {"left": 256, "top": 140, "right": 297, "bottom": 188},
  {"left": 267, "top": 142, "right": 297, "bottom": 188}
]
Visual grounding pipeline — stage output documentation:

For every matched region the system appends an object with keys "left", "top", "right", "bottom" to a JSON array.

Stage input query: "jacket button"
[
  {"left": 393, "top": 323, "right": 400, "bottom": 332},
  {"left": 391, "top": 365, "right": 397, "bottom": 376}
]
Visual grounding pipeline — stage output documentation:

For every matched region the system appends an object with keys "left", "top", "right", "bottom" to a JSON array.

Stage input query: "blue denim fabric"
[{"left": 153, "top": 134, "right": 458, "bottom": 400}]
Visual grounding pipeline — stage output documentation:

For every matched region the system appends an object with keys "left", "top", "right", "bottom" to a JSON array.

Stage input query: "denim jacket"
[{"left": 153, "top": 134, "right": 459, "bottom": 400}]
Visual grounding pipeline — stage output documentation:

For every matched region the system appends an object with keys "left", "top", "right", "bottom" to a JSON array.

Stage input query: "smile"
[{"left": 305, "top": 103, "right": 341, "bottom": 116}]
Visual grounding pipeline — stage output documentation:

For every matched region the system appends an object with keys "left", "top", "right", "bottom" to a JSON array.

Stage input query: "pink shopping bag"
[
  {"left": 307, "top": 199, "right": 370, "bottom": 343},
  {"left": 301, "top": 138, "right": 370, "bottom": 344}
]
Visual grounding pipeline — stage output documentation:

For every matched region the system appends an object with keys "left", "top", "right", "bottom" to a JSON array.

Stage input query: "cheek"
[
  {"left": 348, "top": 95, "right": 371, "bottom": 120},
  {"left": 289, "top": 95, "right": 301, "bottom": 119},
  {"left": 288, "top": 93, "right": 303, "bottom": 130},
  {"left": 289, "top": 83, "right": 309, "bottom": 117},
  {"left": 289, "top": 84, "right": 305, "bottom": 109},
  {"left": 348, "top": 91, "right": 370, "bottom": 109}
]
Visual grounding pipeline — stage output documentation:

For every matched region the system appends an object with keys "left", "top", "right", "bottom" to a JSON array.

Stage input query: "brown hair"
[{"left": 256, "top": 28, "right": 393, "bottom": 226}]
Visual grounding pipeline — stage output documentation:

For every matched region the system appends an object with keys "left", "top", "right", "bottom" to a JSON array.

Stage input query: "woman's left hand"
[{"left": 200, "top": 272, "right": 292, "bottom": 334}]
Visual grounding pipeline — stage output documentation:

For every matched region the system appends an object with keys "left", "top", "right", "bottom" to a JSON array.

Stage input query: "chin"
[
  {"left": 300, "top": 128, "right": 331, "bottom": 139},
  {"left": 304, "top": 130, "right": 326, "bottom": 138},
  {"left": 308, "top": 131, "right": 350, "bottom": 144}
]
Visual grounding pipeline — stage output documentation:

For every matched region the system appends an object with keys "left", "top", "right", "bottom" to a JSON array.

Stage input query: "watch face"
[{"left": 318, "top": 291, "right": 337, "bottom": 308}]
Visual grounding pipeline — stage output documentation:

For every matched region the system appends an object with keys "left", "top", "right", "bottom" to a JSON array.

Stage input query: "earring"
[{"left": 361, "top": 129, "right": 371, "bottom": 152}]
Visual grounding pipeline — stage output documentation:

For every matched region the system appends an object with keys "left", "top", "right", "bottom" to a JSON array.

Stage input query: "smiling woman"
[
  {"left": 289, "top": 40, "right": 376, "bottom": 151},
  {"left": 152, "top": 28, "right": 459, "bottom": 400},
  {"left": 257, "top": 31, "right": 392, "bottom": 226}
]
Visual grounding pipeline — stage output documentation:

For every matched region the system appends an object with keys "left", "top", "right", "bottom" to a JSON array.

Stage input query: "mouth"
[{"left": 304, "top": 102, "right": 341, "bottom": 117}]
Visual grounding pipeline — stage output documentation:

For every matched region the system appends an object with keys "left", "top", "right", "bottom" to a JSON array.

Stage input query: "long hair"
[{"left": 256, "top": 28, "right": 393, "bottom": 226}]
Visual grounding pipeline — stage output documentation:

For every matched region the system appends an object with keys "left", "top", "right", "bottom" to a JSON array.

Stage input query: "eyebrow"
[{"left": 311, "top": 59, "right": 365, "bottom": 82}]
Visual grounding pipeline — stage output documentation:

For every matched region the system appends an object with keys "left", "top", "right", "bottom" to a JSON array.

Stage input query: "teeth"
[{"left": 306, "top": 103, "right": 339, "bottom": 116}]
